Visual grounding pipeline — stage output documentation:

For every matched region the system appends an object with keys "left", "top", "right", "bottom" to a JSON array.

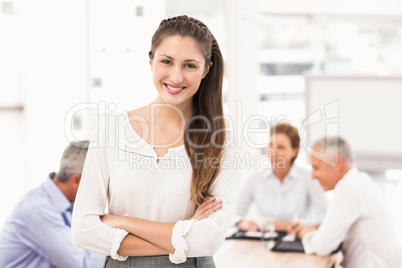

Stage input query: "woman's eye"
[
  {"left": 185, "top": 64, "right": 196, "bottom": 69},
  {"left": 161, "top": 60, "right": 172, "bottom": 65}
]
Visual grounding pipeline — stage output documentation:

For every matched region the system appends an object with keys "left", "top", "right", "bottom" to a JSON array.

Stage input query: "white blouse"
[
  {"left": 234, "top": 165, "right": 328, "bottom": 225},
  {"left": 71, "top": 112, "right": 240, "bottom": 264}
]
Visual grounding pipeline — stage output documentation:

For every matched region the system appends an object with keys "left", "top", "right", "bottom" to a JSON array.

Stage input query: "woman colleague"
[
  {"left": 234, "top": 123, "right": 328, "bottom": 233},
  {"left": 72, "top": 15, "right": 239, "bottom": 268}
]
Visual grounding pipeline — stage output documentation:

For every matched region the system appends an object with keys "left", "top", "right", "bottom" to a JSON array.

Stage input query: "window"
[
  {"left": 135, "top": 6, "right": 143, "bottom": 17},
  {"left": 93, "top": 78, "right": 102, "bottom": 87},
  {"left": 2, "top": 2, "right": 13, "bottom": 15},
  {"left": 260, "top": 63, "right": 314, "bottom": 76}
]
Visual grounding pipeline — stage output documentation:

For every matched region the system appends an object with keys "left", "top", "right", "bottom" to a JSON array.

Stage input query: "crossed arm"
[{"left": 101, "top": 197, "right": 223, "bottom": 256}]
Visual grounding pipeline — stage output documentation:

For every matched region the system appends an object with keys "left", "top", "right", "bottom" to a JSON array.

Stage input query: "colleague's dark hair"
[
  {"left": 270, "top": 124, "right": 300, "bottom": 165},
  {"left": 57, "top": 141, "right": 90, "bottom": 182},
  {"left": 149, "top": 15, "right": 225, "bottom": 206}
]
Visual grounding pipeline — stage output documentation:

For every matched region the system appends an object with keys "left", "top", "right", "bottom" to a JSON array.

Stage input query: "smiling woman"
[
  {"left": 150, "top": 35, "right": 211, "bottom": 108},
  {"left": 71, "top": 15, "right": 240, "bottom": 268}
]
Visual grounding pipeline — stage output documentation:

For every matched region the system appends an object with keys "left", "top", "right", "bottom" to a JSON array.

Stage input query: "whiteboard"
[{"left": 304, "top": 75, "right": 402, "bottom": 171}]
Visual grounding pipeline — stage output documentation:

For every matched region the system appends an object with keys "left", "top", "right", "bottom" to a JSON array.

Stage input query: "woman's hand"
[
  {"left": 189, "top": 197, "right": 223, "bottom": 221},
  {"left": 286, "top": 221, "right": 298, "bottom": 235},
  {"left": 236, "top": 220, "right": 260, "bottom": 232}
]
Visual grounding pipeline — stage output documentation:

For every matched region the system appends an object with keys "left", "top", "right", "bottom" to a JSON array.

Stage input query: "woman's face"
[
  {"left": 150, "top": 35, "right": 210, "bottom": 110},
  {"left": 266, "top": 132, "right": 298, "bottom": 170}
]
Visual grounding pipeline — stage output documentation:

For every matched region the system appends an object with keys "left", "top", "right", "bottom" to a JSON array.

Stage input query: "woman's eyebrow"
[
  {"left": 158, "top": 54, "right": 200, "bottom": 63},
  {"left": 158, "top": 53, "right": 173, "bottom": 59},
  {"left": 185, "top": 59, "right": 200, "bottom": 63}
]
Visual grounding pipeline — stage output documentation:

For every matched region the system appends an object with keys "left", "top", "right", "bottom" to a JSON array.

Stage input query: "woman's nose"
[{"left": 170, "top": 66, "right": 184, "bottom": 84}]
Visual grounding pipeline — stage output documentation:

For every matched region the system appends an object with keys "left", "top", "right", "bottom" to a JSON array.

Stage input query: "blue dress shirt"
[
  {"left": 0, "top": 173, "right": 105, "bottom": 268},
  {"left": 234, "top": 165, "right": 328, "bottom": 225}
]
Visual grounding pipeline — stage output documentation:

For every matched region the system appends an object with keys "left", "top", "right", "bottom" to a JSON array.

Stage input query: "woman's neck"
[
  {"left": 273, "top": 165, "right": 292, "bottom": 183},
  {"left": 151, "top": 98, "right": 193, "bottom": 125}
]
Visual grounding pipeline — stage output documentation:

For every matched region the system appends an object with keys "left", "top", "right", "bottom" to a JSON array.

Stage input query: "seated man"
[
  {"left": 296, "top": 136, "right": 398, "bottom": 268},
  {"left": 0, "top": 141, "right": 105, "bottom": 268}
]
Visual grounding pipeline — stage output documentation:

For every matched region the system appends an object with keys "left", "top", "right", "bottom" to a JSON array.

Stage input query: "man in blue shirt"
[{"left": 0, "top": 141, "right": 105, "bottom": 268}]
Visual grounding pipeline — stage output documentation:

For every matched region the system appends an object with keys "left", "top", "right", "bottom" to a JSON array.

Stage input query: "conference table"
[{"left": 213, "top": 239, "right": 342, "bottom": 268}]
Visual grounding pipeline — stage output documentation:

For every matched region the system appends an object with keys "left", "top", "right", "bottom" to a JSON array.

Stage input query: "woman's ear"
[
  {"left": 148, "top": 51, "right": 153, "bottom": 70},
  {"left": 149, "top": 58, "right": 153, "bottom": 71},
  {"left": 202, "top": 62, "right": 213, "bottom": 78},
  {"left": 292, "top": 147, "right": 299, "bottom": 159}
]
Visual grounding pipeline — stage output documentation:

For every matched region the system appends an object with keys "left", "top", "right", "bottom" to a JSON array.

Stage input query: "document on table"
[
  {"left": 271, "top": 236, "right": 304, "bottom": 253},
  {"left": 226, "top": 229, "right": 278, "bottom": 240}
]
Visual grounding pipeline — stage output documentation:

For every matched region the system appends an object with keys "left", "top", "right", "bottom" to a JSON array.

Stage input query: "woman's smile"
[{"left": 164, "top": 83, "right": 186, "bottom": 94}]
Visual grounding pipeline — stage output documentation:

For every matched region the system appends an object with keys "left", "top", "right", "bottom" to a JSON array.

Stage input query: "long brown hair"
[{"left": 149, "top": 16, "right": 225, "bottom": 206}]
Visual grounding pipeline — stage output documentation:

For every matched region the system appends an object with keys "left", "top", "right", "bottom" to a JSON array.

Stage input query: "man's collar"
[
  {"left": 342, "top": 167, "right": 359, "bottom": 181},
  {"left": 43, "top": 173, "right": 72, "bottom": 213}
]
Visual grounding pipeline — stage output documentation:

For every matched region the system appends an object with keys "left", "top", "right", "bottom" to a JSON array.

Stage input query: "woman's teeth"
[{"left": 166, "top": 84, "right": 184, "bottom": 91}]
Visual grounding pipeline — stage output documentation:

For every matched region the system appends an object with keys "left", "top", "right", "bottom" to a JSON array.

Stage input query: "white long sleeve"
[{"left": 72, "top": 116, "right": 129, "bottom": 260}]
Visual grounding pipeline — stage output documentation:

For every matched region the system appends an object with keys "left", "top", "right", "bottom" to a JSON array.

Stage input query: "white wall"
[
  {"left": 304, "top": 75, "right": 402, "bottom": 172},
  {"left": 20, "top": 0, "right": 89, "bottom": 188},
  {"left": 225, "top": 0, "right": 260, "bottom": 168},
  {"left": 88, "top": 0, "right": 165, "bottom": 113}
]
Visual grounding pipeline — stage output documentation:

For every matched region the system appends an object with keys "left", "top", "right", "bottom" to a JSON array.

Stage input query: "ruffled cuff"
[
  {"left": 301, "top": 230, "right": 317, "bottom": 254},
  {"left": 169, "top": 219, "right": 196, "bottom": 264},
  {"left": 110, "top": 228, "right": 129, "bottom": 261}
]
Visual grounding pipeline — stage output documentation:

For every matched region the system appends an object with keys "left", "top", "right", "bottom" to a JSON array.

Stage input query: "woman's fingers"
[
  {"left": 197, "top": 199, "right": 222, "bottom": 219},
  {"left": 205, "top": 201, "right": 222, "bottom": 217},
  {"left": 236, "top": 220, "right": 260, "bottom": 231},
  {"left": 190, "top": 197, "right": 223, "bottom": 220}
]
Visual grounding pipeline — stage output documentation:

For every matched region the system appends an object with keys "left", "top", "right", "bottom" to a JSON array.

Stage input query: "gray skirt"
[{"left": 104, "top": 255, "right": 215, "bottom": 268}]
